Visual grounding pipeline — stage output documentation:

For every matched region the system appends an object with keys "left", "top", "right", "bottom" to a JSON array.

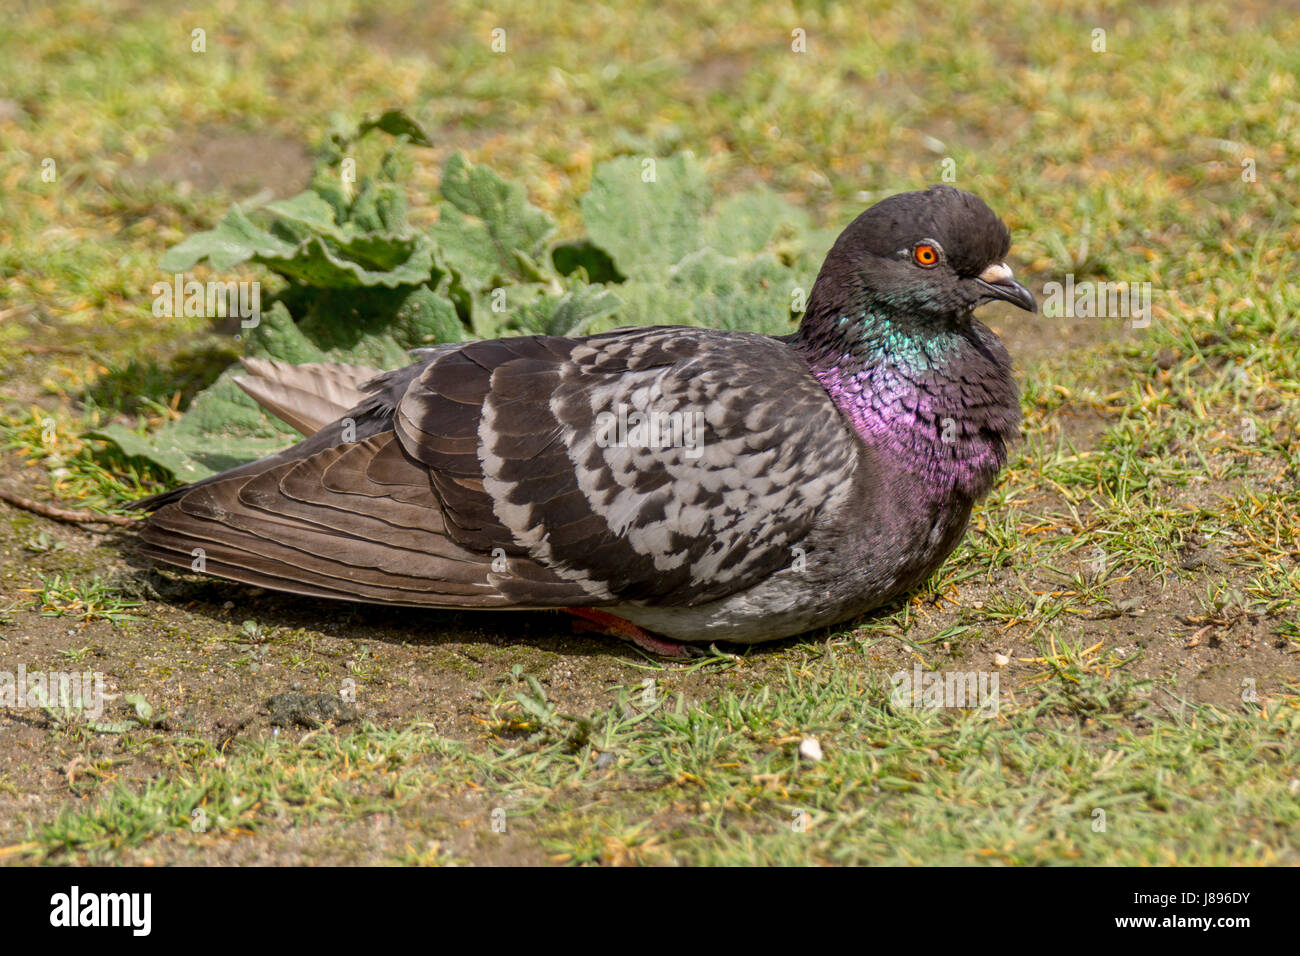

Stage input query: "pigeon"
[{"left": 131, "top": 185, "right": 1035, "bottom": 657}]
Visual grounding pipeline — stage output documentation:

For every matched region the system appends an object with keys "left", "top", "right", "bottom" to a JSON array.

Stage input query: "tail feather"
[
  {"left": 129, "top": 359, "right": 392, "bottom": 512},
  {"left": 133, "top": 431, "right": 594, "bottom": 609},
  {"left": 232, "top": 358, "right": 381, "bottom": 436},
  {"left": 128, "top": 350, "right": 604, "bottom": 610}
]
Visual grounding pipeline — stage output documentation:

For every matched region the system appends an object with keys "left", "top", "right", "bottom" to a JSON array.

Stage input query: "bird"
[{"left": 130, "top": 185, "right": 1035, "bottom": 658}]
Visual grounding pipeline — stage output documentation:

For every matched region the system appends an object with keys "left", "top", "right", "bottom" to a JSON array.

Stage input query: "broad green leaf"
[
  {"left": 389, "top": 285, "right": 470, "bottom": 345},
  {"left": 158, "top": 205, "right": 297, "bottom": 272},
  {"left": 611, "top": 250, "right": 804, "bottom": 335},
  {"left": 246, "top": 300, "right": 327, "bottom": 363},
  {"left": 159, "top": 198, "right": 438, "bottom": 289},
  {"left": 515, "top": 691, "right": 555, "bottom": 724},
  {"left": 293, "top": 286, "right": 467, "bottom": 363},
  {"left": 604, "top": 280, "right": 698, "bottom": 330},
  {"left": 355, "top": 108, "right": 433, "bottom": 148},
  {"left": 346, "top": 178, "right": 409, "bottom": 234},
  {"left": 580, "top": 154, "right": 712, "bottom": 277},
  {"left": 434, "top": 152, "right": 555, "bottom": 283},
  {"left": 669, "top": 248, "right": 803, "bottom": 334},
  {"left": 263, "top": 191, "right": 347, "bottom": 239},
  {"left": 704, "top": 188, "right": 812, "bottom": 256},
  {"left": 466, "top": 282, "right": 552, "bottom": 339},
  {"left": 309, "top": 172, "right": 352, "bottom": 223},
  {"left": 124, "top": 693, "right": 154, "bottom": 722},
  {"left": 323, "top": 108, "right": 433, "bottom": 162},
  {"left": 430, "top": 207, "right": 511, "bottom": 287},
  {"left": 512, "top": 283, "right": 624, "bottom": 337},
  {"left": 258, "top": 234, "right": 439, "bottom": 288}
]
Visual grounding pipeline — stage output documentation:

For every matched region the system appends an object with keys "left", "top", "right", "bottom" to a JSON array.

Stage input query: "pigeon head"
[{"left": 804, "top": 185, "right": 1036, "bottom": 327}]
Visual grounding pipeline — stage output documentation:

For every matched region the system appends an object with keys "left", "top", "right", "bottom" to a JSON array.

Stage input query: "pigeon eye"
[{"left": 913, "top": 243, "right": 940, "bottom": 267}]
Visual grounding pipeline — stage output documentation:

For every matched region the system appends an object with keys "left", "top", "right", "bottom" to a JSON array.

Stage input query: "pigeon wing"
[
  {"left": 394, "top": 326, "right": 860, "bottom": 607},
  {"left": 138, "top": 327, "right": 859, "bottom": 610}
]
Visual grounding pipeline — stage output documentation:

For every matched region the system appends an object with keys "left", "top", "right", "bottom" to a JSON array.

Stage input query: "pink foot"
[{"left": 564, "top": 607, "right": 700, "bottom": 659}]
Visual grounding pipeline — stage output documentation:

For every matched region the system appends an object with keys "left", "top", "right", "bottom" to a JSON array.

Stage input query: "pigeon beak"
[{"left": 975, "top": 262, "right": 1037, "bottom": 313}]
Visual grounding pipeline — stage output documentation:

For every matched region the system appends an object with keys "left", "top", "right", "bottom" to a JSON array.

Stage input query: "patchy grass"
[
  {"left": 1, "top": 0, "right": 1298, "bottom": 865},
  {"left": 28, "top": 573, "right": 143, "bottom": 626},
  {"left": 9, "top": 656, "right": 1299, "bottom": 865}
]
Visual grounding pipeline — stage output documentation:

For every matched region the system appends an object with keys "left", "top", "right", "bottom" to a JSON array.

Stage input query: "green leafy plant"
[
  {"left": 95, "top": 111, "right": 830, "bottom": 482},
  {"left": 30, "top": 573, "right": 143, "bottom": 626}
]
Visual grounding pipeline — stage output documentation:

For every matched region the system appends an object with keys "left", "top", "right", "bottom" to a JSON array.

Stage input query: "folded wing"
[{"left": 136, "top": 327, "right": 859, "bottom": 610}]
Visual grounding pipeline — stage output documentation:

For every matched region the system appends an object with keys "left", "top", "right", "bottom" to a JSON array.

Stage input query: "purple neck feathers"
[{"left": 794, "top": 309, "right": 1020, "bottom": 500}]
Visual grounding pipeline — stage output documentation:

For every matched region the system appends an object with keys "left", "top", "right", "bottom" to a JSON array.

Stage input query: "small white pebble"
[
  {"left": 799, "top": 737, "right": 824, "bottom": 762},
  {"left": 993, "top": 653, "right": 1010, "bottom": 668}
]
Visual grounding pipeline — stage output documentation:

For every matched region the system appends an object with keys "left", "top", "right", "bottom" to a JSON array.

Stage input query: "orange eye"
[{"left": 913, "top": 243, "right": 940, "bottom": 267}]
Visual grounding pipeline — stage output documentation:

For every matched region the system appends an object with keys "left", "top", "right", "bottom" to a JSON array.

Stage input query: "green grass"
[
  {"left": 1, "top": 0, "right": 1298, "bottom": 865},
  {"left": 29, "top": 572, "right": 143, "bottom": 625},
  {"left": 12, "top": 655, "right": 1298, "bottom": 865}
]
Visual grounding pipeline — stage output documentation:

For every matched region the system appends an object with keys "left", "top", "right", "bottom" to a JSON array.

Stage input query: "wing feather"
[{"left": 137, "top": 327, "right": 861, "bottom": 613}]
